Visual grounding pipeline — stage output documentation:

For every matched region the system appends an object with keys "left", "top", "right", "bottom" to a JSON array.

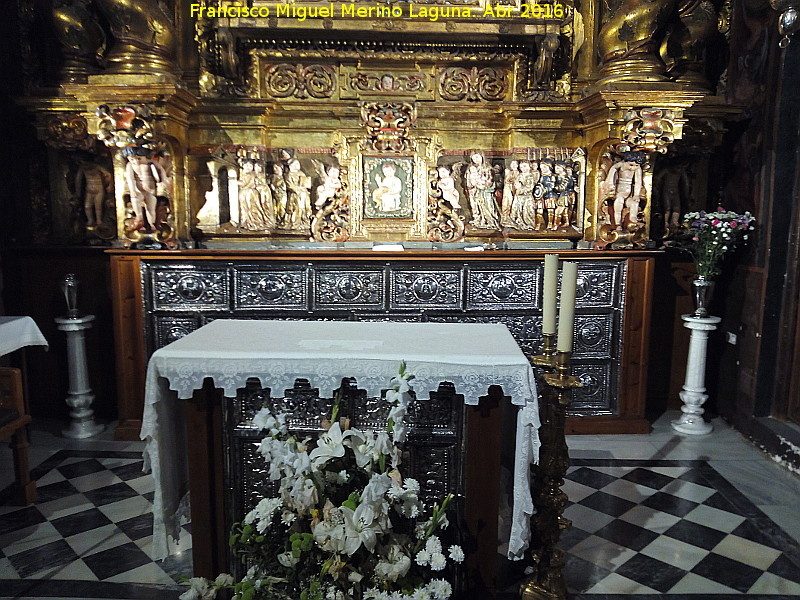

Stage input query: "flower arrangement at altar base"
[
  {"left": 180, "top": 362, "right": 464, "bottom": 600},
  {"left": 664, "top": 208, "right": 756, "bottom": 277}
]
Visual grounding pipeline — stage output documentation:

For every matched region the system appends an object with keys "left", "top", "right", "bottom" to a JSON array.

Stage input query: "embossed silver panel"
[
  {"left": 572, "top": 313, "right": 615, "bottom": 359},
  {"left": 574, "top": 262, "right": 622, "bottom": 308},
  {"left": 140, "top": 257, "right": 629, "bottom": 421},
  {"left": 391, "top": 269, "right": 462, "bottom": 309},
  {"left": 467, "top": 267, "right": 539, "bottom": 310},
  {"left": 407, "top": 444, "right": 454, "bottom": 506},
  {"left": 223, "top": 378, "right": 466, "bottom": 578},
  {"left": 315, "top": 268, "right": 385, "bottom": 309},
  {"left": 570, "top": 363, "right": 614, "bottom": 415},
  {"left": 238, "top": 440, "right": 277, "bottom": 516},
  {"left": 234, "top": 267, "right": 308, "bottom": 310},
  {"left": 153, "top": 316, "right": 197, "bottom": 348},
  {"left": 426, "top": 314, "right": 542, "bottom": 373},
  {"left": 151, "top": 267, "right": 229, "bottom": 311}
]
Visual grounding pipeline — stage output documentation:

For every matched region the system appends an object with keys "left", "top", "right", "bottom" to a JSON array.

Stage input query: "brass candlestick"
[
  {"left": 542, "top": 351, "right": 582, "bottom": 390},
  {"left": 521, "top": 350, "right": 581, "bottom": 600},
  {"left": 530, "top": 333, "right": 558, "bottom": 368}
]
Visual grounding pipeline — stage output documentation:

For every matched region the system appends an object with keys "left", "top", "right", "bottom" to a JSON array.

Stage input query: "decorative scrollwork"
[
  {"left": 349, "top": 72, "right": 426, "bottom": 94},
  {"left": 361, "top": 102, "right": 416, "bottom": 153},
  {"left": 95, "top": 104, "right": 155, "bottom": 149},
  {"left": 439, "top": 67, "right": 508, "bottom": 102},
  {"left": 622, "top": 107, "right": 678, "bottom": 154},
  {"left": 264, "top": 64, "right": 336, "bottom": 99},
  {"left": 44, "top": 114, "right": 95, "bottom": 151}
]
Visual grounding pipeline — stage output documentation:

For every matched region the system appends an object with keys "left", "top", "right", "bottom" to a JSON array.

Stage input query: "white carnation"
[
  {"left": 448, "top": 545, "right": 465, "bottom": 563},
  {"left": 415, "top": 549, "right": 431, "bottom": 566},
  {"left": 430, "top": 552, "right": 447, "bottom": 571},
  {"left": 428, "top": 579, "right": 453, "bottom": 599},
  {"left": 425, "top": 535, "right": 442, "bottom": 554}
]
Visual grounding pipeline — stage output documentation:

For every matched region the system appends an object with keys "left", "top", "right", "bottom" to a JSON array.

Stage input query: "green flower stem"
[
  {"left": 331, "top": 386, "right": 344, "bottom": 424},
  {"left": 413, "top": 493, "right": 453, "bottom": 554}
]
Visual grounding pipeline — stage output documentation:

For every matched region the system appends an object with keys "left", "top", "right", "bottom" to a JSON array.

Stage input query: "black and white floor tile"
[
  {"left": 560, "top": 459, "right": 800, "bottom": 598},
  {"left": 0, "top": 446, "right": 189, "bottom": 600},
  {"left": 1, "top": 413, "right": 800, "bottom": 599}
]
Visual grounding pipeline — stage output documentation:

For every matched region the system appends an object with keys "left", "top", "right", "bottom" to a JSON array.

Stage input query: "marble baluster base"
[
  {"left": 671, "top": 314, "right": 721, "bottom": 435},
  {"left": 55, "top": 315, "right": 105, "bottom": 439}
]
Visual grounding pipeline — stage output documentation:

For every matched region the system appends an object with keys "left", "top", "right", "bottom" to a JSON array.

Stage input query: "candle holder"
[
  {"left": 542, "top": 351, "right": 583, "bottom": 390},
  {"left": 521, "top": 351, "right": 580, "bottom": 600},
  {"left": 530, "top": 333, "right": 558, "bottom": 368}
]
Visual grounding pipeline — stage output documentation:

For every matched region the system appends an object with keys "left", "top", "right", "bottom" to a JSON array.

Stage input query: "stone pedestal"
[
  {"left": 671, "top": 314, "right": 721, "bottom": 435},
  {"left": 55, "top": 315, "right": 104, "bottom": 439}
]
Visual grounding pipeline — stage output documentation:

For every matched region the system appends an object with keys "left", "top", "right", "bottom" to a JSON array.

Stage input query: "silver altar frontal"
[{"left": 140, "top": 318, "right": 540, "bottom": 566}]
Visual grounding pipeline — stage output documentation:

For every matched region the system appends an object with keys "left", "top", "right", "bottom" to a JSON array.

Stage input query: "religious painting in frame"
[{"left": 363, "top": 155, "right": 414, "bottom": 219}]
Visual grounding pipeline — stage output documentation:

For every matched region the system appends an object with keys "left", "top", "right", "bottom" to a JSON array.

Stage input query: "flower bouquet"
[
  {"left": 180, "top": 363, "right": 464, "bottom": 600},
  {"left": 664, "top": 208, "right": 755, "bottom": 278},
  {"left": 663, "top": 208, "right": 755, "bottom": 317}
]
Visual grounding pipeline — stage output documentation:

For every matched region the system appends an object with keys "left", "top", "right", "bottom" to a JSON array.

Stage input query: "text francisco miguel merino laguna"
[{"left": 189, "top": 2, "right": 526, "bottom": 22}]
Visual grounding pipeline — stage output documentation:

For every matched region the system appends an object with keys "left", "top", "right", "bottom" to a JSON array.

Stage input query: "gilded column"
[
  {"left": 92, "top": 0, "right": 178, "bottom": 78},
  {"left": 597, "top": 0, "right": 679, "bottom": 84}
]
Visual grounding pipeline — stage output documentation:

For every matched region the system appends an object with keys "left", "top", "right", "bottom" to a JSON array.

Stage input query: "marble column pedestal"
[
  {"left": 55, "top": 315, "right": 104, "bottom": 439},
  {"left": 672, "top": 314, "right": 721, "bottom": 435}
]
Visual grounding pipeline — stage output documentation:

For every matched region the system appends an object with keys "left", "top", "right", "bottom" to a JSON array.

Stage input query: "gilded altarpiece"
[{"left": 13, "top": 1, "right": 743, "bottom": 596}]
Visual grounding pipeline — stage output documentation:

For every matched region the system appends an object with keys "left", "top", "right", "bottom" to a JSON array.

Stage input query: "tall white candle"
[
  {"left": 557, "top": 261, "right": 578, "bottom": 352},
  {"left": 542, "top": 254, "right": 559, "bottom": 335}
]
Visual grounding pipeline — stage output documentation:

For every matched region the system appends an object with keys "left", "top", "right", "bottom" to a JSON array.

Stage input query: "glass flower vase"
[{"left": 691, "top": 275, "right": 715, "bottom": 318}]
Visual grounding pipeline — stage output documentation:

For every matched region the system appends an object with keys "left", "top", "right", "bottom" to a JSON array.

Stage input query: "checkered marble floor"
[
  {"left": 561, "top": 459, "right": 800, "bottom": 598},
  {"left": 0, "top": 447, "right": 190, "bottom": 600},
  {"left": 2, "top": 414, "right": 800, "bottom": 599}
]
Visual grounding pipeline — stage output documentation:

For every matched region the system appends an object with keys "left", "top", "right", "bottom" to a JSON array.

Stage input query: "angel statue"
[
  {"left": 312, "top": 160, "right": 343, "bottom": 209},
  {"left": 74, "top": 156, "right": 113, "bottom": 228},
  {"left": 435, "top": 165, "right": 461, "bottom": 210}
]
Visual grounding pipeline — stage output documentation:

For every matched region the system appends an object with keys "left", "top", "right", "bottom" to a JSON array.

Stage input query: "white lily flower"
[
  {"left": 277, "top": 551, "right": 300, "bottom": 567},
  {"left": 284, "top": 476, "right": 317, "bottom": 514},
  {"left": 375, "top": 544, "right": 412, "bottom": 582},
  {"left": 362, "top": 472, "right": 393, "bottom": 503},
  {"left": 340, "top": 502, "right": 379, "bottom": 554},
  {"left": 309, "top": 422, "right": 351, "bottom": 468},
  {"left": 180, "top": 577, "right": 216, "bottom": 600}
]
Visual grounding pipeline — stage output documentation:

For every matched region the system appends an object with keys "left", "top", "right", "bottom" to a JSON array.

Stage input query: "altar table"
[
  {"left": 0, "top": 316, "right": 49, "bottom": 414},
  {"left": 141, "top": 319, "right": 540, "bottom": 574},
  {"left": 0, "top": 316, "right": 49, "bottom": 357}
]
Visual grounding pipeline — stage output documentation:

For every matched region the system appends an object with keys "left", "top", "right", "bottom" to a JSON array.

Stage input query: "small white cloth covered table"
[
  {"left": 141, "top": 319, "right": 540, "bottom": 561},
  {"left": 0, "top": 316, "right": 49, "bottom": 356}
]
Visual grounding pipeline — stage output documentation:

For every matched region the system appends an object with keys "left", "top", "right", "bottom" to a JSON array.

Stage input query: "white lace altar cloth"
[
  {"left": 140, "top": 319, "right": 540, "bottom": 562},
  {"left": 0, "top": 316, "right": 49, "bottom": 356}
]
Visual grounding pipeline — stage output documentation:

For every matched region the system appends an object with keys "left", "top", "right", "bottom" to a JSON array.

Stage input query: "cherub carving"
[{"left": 312, "top": 160, "right": 343, "bottom": 210}]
